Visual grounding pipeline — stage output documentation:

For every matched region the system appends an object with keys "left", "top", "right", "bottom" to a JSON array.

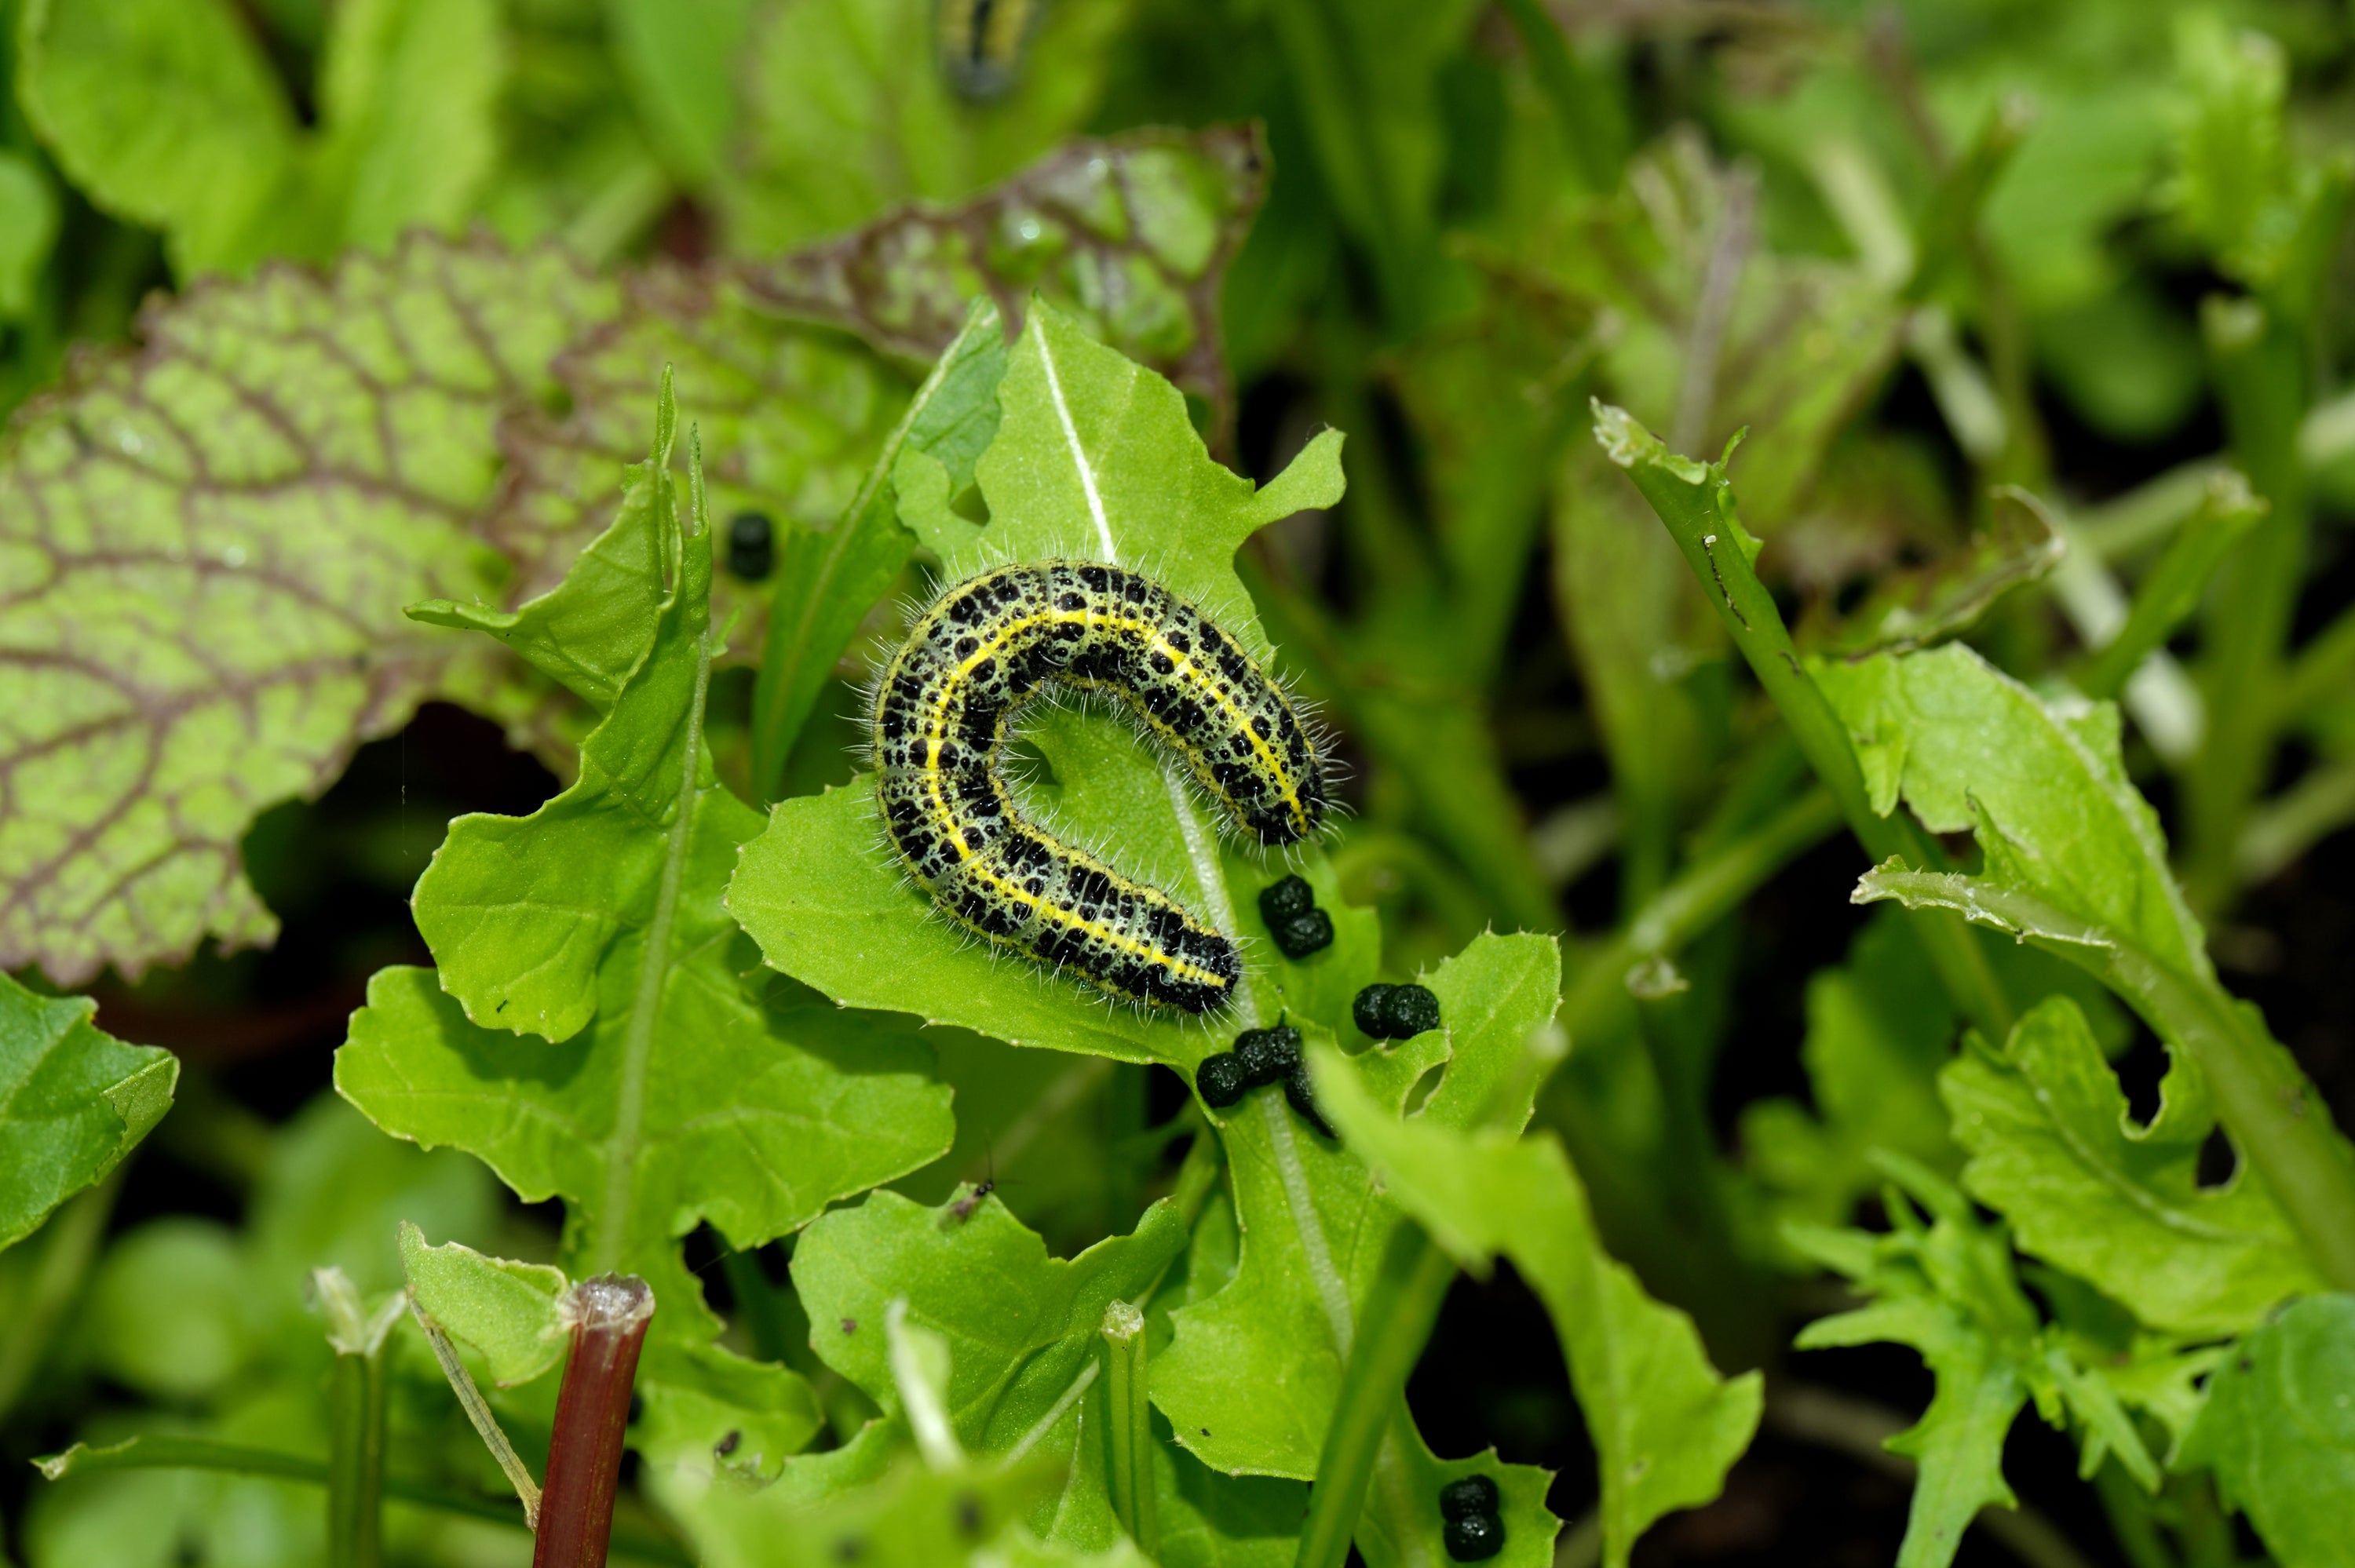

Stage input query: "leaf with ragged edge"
[
  {"left": 1309, "top": 1001, "right": 1756, "bottom": 1568},
  {"left": 397, "top": 1221, "right": 568, "bottom": 1386},
  {"left": 335, "top": 380, "right": 951, "bottom": 1468},
  {"left": 0, "top": 972, "right": 176, "bottom": 1253},
  {"left": 2177, "top": 1293, "right": 2355, "bottom": 1568},
  {"left": 1817, "top": 643, "right": 2207, "bottom": 980},
  {"left": 744, "top": 127, "right": 1269, "bottom": 451},
  {"left": 0, "top": 235, "right": 620, "bottom": 989},
  {"left": 1943, "top": 996, "right": 2323, "bottom": 1336},
  {"left": 1740, "top": 912, "right": 1958, "bottom": 1251},
  {"left": 18, "top": 0, "right": 502, "bottom": 279},
  {"left": 721, "top": 0, "right": 1131, "bottom": 257},
  {"left": 1788, "top": 1159, "right": 2174, "bottom": 1568}
]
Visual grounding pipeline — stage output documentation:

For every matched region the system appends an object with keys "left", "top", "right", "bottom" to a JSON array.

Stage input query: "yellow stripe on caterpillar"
[{"left": 872, "top": 560, "right": 1331, "bottom": 1012}]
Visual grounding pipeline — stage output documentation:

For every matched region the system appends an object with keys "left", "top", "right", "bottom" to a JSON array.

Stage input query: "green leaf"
[
  {"left": 723, "top": 0, "right": 1131, "bottom": 256},
  {"left": 743, "top": 126, "right": 1270, "bottom": 447},
  {"left": 0, "top": 151, "right": 60, "bottom": 323},
  {"left": 0, "top": 972, "right": 176, "bottom": 1253},
  {"left": 18, "top": 0, "right": 504, "bottom": 278},
  {"left": 396, "top": 1222, "right": 568, "bottom": 1387},
  {"left": 0, "top": 235, "right": 623, "bottom": 988},
  {"left": 1820, "top": 643, "right": 2203, "bottom": 975},
  {"left": 337, "top": 381, "right": 951, "bottom": 1463},
  {"left": 2177, "top": 1293, "right": 2355, "bottom": 1568},
  {"left": 605, "top": 0, "right": 757, "bottom": 187},
  {"left": 666, "top": 1446, "right": 1077, "bottom": 1568},
  {"left": 1309, "top": 1019, "right": 1757, "bottom": 1567},
  {"left": 1829, "top": 640, "right": 2355, "bottom": 1293},
  {"left": 1789, "top": 1160, "right": 2174, "bottom": 1568},
  {"left": 16, "top": 0, "right": 296, "bottom": 276},
  {"left": 1944, "top": 995, "right": 2324, "bottom": 1336}
]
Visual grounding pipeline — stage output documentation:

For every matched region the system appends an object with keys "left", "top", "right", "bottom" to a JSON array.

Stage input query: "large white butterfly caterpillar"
[{"left": 872, "top": 560, "right": 1330, "bottom": 1013}]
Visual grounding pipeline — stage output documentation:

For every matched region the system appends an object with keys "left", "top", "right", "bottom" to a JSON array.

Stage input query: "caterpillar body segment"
[{"left": 871, "top": 560, "right": 1331, "bottom": 1012}]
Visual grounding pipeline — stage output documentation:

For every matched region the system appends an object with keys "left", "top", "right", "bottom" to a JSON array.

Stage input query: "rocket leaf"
[{"left": 336, "top": 377, "right": 952, "bottom": 1466}]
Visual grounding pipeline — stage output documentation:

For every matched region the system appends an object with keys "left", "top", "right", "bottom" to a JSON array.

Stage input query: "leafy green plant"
[{"left": 10, "top": 2, "right": 2355, "bottom": 1566}]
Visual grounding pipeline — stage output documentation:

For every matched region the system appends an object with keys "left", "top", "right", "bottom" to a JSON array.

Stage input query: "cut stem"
[
  {"left": 1291, "top": 1223, "right": 1457, "bottom": 1568},
  {"left": 1594, "top": 401, "right": 2015, "bottom": 1038},
  {"left": 536, "top": 1275, "right": 656, "bottom": 1568},
  {"left": 1101, "top": 1300, "right": 1158, "bottom": 1557},
  {"left": 315, "top": 1268, "right": 403, "bottom": 1568}
]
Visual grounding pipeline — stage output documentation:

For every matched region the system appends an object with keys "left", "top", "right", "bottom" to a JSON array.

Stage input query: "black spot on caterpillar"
[
  {"left": 936, "top": 0, "right": 1038, "bottom": 100},
  {"left": 873, "top": 560, "right": 1330, "bottom": 1013}
]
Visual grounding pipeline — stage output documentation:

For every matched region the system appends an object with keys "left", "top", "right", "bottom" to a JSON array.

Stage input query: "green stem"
[
  {"left": 2091, "top": 1460, "right": 2180, "bottom": 1568},
  {"left": 1101, "top": 1300, "right": 1157, "bottom": 1556},
  {"left": 327, "top": 1341, "right": 390, "bottom": 1568},
  {"left": 2236, "top": 753, "right": 2355, "bottom": 887},
  {"left": 1291, "top": 1223, "right": 1457, "bottom": 1568},
  {"left": 1594, "top": 403, "right": 2015, "bottom": 1037},
  {"left": 2274, "top": 593, "right": 2355, "bottom": 727},
  {"left": 2185, "top": 297, "right": 2309, "bottom": 914},
  {"left": 2078, "top": 472, "right": 2264, "bottom": 702},
  {"left": 0, "top": 1168, "right": 119, "bottom": 1423},
  {"left": 31, "top": 1437, "right": 691, "bottom": 1566}
]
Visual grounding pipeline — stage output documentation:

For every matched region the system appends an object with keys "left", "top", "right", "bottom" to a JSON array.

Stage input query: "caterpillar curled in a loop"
[{"left": 872, "top": 560, "right": 1331, "bottom": 1013}]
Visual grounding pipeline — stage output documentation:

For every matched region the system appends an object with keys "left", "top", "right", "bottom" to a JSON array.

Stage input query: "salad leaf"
[
  {"left": 1791, "top": 1158, "right": 2182, "bottom": 1568},
  {"left": 397, "top": 1222, "right": 568, "bottom": 1386},
  {"left": 1309, "top": 994, "right": 1757, "bottom": 1567},
  {"left": 1943, "top": 996, "right": 2323, "bottom": 1336},
  {"left": 0, "top": 972, "right": 176, "bottom": 1253},
  {"left": 0, "top": 235, "right": 620, "bottom": 987},
  {"left": 337, "top": 378, "right": 952, "bottom": 1464},
  {"left": 2177, "top": 1293, "right": 2355, "bottom": 1568}
]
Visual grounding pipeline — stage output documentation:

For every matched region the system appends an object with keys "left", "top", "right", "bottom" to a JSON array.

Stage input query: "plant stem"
[
  {"left": 2077, "top": 471, "right": 2264, "bottom": 701},
  {"left": 1101, "top": 1300, "right": 1158, "bottom": 1557},
  {"left": 2236, "top": 753, "right": 2355, "bottom": 887},
  {"left": 536, "top": 1275, "right": 656, "bottom": 1568},
  {"left": 30, "top": 1437, "right": 692, "bottom": 1566},
  {"left": 1291, "top": 1223, "right": 1457, "bottom": 1568},
  {"left": 1594, "top": 403, "right": 2015, "bottom": 1037},
  {"left": 2185, "top": 297, "right": 2309, "bottom": 913},
  {"left": 0, "top": 1168, "right": 119, "bottom": 1423},
  {"left": 327, "top": 1335, "right": 391, "bottom": 1568}
]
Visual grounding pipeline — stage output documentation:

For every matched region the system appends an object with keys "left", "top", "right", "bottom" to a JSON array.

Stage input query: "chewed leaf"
[
  {"left": 397, "top": 1220, "right": 568, "bottom": 1386},
  {"left": 0, "top": 235, "right": 619, "bottom": 987},
  {"left": 0, "top": 971, "right": 178, "bottom": 1253},
  {"left": 743, "top": 127, "right": 1269, "bottom": 448}
]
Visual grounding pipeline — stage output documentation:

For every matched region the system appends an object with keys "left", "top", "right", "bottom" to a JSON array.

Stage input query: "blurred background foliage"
[{"left": 6, "top": 0, "right": 2355, "bottom": 1562}]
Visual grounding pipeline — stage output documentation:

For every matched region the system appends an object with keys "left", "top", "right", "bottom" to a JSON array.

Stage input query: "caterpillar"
[
  {"left": 871, "top": 560, "right": 1330, "bottom": 1013},
  {"left": 936, "top": 0, "right": 1038, "bottom": 100}
]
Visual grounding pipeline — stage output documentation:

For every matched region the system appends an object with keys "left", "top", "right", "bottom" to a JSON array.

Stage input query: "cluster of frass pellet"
[{"left": 1192, "top": 874, "right": 1444, "bottom": 1134}]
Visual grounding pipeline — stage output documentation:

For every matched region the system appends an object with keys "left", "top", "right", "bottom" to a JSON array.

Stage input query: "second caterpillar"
[{"left": 872, "top": 560, "right": 1331, "bottom": 1012}]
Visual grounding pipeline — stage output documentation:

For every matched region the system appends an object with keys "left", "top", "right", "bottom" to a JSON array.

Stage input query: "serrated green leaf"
[
  {"left": 0, "top": 972, "right": 177, "bottom": 1253},
  {"left": 0, "top": 235, "right": 621, "bottom": 988},
  {"left": 1309, "top": 1015, "right": 1755, "bottom": 1568},
  {"left": 1944, "top": 996, "right": 2323, "bottom": 1336},
  {"left": 1788, "top": 1160, "right": 2173, "bottom": 1568},
  {"left": 2176, "top": 1293, "right": 2355, "bottom": 1568},
  {"left": 338, "top": 383, "right": 951, "bottom": 1464},
  {"left": 396, "top": 1221, "right": 568, "bottom": 1387},
  {"left": 722, "top": 0, "right": 1130, "bottom": 257}
]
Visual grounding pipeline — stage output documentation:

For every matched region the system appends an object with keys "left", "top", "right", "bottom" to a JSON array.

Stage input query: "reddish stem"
[{"left": 534, "top": 1275, "right": 654, "bottom": 1568}]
